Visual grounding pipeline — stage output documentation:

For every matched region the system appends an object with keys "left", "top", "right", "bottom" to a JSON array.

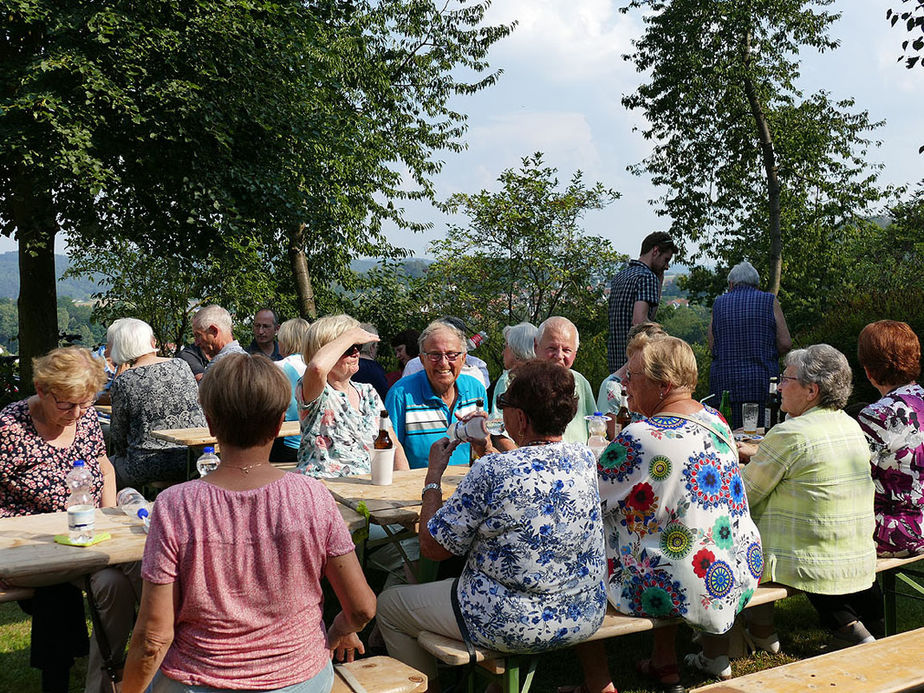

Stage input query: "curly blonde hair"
[{"left": 33, "top": 347, "right": 107, "bottom": 400}]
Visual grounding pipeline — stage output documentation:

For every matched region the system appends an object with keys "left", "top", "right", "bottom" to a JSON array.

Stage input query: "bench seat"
[{"left": 331, "top": 656, "right": 426, "bottom": 693}]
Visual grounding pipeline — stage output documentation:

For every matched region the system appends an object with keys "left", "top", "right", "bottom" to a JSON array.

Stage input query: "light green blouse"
[{"left": 741, "top": 406, "right": 876, "bottom": 594}]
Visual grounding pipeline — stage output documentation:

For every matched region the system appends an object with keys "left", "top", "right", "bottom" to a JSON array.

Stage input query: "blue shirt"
[{"left": 385, "top": 370, "right": 486, "bottom": 469}]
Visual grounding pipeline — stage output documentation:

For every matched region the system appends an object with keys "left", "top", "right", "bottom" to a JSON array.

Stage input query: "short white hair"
[
  {"left": 107, "top": 318, "right": 155, "bottom": 365},
  {"left": 193, "top": 304, "right": 233, "bottom": 337},
  {"left": 503, "top": 322, "right": 538, "bottom": 361},
  {"left": 358, "top": 322, "right": 379, "bottom": 357},
  {"left": 418, "top": 320, "right": 466, "bottom": 353},
  {"left": 728, "top": 261, "right": 760, "bottom": 288},
  {"left": 536, "top": 316, "right": 580, "bottom": 349}
]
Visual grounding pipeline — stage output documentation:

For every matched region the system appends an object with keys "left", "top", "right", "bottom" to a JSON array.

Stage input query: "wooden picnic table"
[
  {"left": 150, "top": 420, "right": 302, "bottom": 447},
  {"left": 321, "top": 466, "right": 471, "bottom": 525}
]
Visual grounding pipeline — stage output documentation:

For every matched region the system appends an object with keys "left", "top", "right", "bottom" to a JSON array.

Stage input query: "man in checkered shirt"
[{"left": 606, "top": 232, "right": 677, "bottom": 372}]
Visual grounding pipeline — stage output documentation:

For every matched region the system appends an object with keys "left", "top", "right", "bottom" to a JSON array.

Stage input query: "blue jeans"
[{"left": 148, "top": 661, "right": 334, "bottom": 693}]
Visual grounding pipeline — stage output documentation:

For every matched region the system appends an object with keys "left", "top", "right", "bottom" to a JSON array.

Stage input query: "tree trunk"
[
  {"left": 12, "top": 172, "right": 59, "bottom": 393},
  {"left": 742, "top": 36, "right": 783, "bottom": 295},
  {"left": 289, "top": 223, "right": 317, "bottom": 319}
]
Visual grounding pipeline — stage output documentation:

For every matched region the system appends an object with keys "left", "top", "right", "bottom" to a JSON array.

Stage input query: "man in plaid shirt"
[{"left": 606, "top": 232, "right": 677, "bottom": 372}]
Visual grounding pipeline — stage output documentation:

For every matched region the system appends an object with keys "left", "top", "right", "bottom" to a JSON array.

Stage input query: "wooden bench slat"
[
  {"left": 691, "top": 626, "right": 924, "bottom": 692},
  {"left": 331, "top": 656, "right": 426, "bottom": 693},
  {"left": 0, "top": 587, "right": 35, "bottom": 603}
]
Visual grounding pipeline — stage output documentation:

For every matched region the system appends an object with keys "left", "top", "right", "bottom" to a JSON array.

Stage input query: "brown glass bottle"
[
  {"left": 616, "top": 395, "right": 632, "bottom": 433},
  {"left": 374, "top": 410, "right": 393, "bottom": 449}
]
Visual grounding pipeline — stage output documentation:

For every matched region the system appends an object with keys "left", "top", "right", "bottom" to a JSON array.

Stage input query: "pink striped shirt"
[{"left": 142, "top": 473, "right": 355, "bottom": 689}]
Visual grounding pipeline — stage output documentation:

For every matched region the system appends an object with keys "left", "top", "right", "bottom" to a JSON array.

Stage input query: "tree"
[
  {"left": 424, "top": 153, "right": 624, "bottom": 381},
  {"left": 621, "top": 0, "right": 883, "bottom": 304},
  {"left": 888, "top": 1, "right": 924, "bottom": 70}
]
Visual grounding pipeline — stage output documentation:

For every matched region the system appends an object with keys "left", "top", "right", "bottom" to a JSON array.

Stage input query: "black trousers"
[
  {"left": 805, "top": 582, "right": 884, "bottom": 637},
  {"left": 18, "top": 583, "right": 89, "bottom": 691}
]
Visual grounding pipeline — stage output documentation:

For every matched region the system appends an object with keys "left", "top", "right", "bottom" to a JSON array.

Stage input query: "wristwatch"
[{"left": 421, "top": 483, "right": 442, "bottom": 500}]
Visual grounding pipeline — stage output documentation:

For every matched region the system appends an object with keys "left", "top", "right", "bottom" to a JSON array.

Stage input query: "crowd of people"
[{"left": 0, "top": 235, "right": 922, "bottom": 693}]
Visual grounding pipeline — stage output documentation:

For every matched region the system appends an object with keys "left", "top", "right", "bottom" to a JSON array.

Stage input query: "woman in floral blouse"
[
  {"left": 377, "top": 360, "right": 607, "bottom": 684},
  {"left": 574, "top": 336, "right": 761, "bottom": 693},
  {"left": 857, "top": 320, "right": 924, "bottom": 556},
  {"left": 295, "top": 314, "right": 408, "bottom": 477}
]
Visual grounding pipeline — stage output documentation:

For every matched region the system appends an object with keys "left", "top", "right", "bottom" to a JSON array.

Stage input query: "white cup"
[{"left": 371, "top": 448, "right": 395, "bottom": 486}]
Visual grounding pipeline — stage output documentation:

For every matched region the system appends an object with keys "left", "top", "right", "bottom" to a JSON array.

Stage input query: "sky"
[{"left": 2, "top": 0, "right": 921, "bottom": 262}]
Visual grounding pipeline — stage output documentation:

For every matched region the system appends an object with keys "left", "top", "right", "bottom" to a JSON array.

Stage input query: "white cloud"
[{"left": 486, "top": 0, "right": 640, "bottom": 82}]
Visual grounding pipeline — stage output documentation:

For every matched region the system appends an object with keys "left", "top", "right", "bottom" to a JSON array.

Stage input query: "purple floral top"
[
  {"left": 0, "top": 399, "right": 106, "bottom": 518},
  {"left": 859, "top": 383, "right": 924, "bottom": 556}
]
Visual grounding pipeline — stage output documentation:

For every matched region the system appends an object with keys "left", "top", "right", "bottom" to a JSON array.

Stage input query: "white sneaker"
[
  {"left": 743, "top": 628, "right": 781, "bottom": 654},
  {"left": 684, "top": 652, "right": 732, "bottom": 680}
]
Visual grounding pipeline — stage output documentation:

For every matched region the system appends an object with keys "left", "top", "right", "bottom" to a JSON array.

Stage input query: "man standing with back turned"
[{"left": 606, "top": 232, "right": 678, "bottom": 372}]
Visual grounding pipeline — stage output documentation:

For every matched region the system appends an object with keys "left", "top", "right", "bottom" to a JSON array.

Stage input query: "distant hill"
[
  {"left": 350, "top": 257, "right": 433, "bottom": 278},
  {"left": 0, "top": 252, "right": 105, "bottom": 300}
]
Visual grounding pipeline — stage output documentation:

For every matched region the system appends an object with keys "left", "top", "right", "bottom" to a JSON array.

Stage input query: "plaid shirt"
[{"left": 606, "top": 260, "right": 661, "bottom": 371}]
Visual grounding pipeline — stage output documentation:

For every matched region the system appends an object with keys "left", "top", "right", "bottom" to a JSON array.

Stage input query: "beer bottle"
[
  {"left": 719, "top": 390, "right": 733, "bottom": 427},
  {"left": 616, "top": 394, "right": 632, "bottom": 434},
  {"left": 764, "top": 377, "right": 780, "bottom": 431},
  {"left": 374, "top": 410, "right": 393, "bottom": 450}
]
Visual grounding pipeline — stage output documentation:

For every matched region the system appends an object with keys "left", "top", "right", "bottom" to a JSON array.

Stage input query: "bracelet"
[{"left": 421, "top": 483, "right": 442, "bottom": 500}]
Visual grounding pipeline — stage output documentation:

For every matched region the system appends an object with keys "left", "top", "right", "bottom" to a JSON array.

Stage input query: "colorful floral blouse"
[
  {"left": 295, "top": 380, "right": 383, "bottom": 478},
  {"left": 0, "top": 399, "right": 106, "bottom": 517},
  {"left": 428, "top": 443, "right": 608, "bottom": 653},
  {"left": 598, "top": 406, "right": 762, "bottom": 634},
  {"left": 859, "top": 383, "right": 924, "bottom": 556}
]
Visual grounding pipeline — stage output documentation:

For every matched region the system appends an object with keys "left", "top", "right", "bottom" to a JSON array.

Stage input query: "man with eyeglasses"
[
  {"left": 385, "top": 320, "right": 487, "bottom": 468},
  {"left": 398, "top": 316, "right": 490, "bottom": 388},
  {"left": 193, "top": 305, "right": 246, "bottom": 372}
]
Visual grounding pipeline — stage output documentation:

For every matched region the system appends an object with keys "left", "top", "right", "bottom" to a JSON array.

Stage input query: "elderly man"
[
  {"left": 492, "top": 316, "right": 595, "bottom": 445},
  {"left": 245, "top": 307, "right": 282, "bottom": 361},
  {"left": 708, "top": 260, "right": 792, "bottom": 429},
  {"left": 606, "top": 231, "right": 678, "bottom": 372},
  {"left": 192, "top": 305, "right": 247, "bottom": 371},
  {"left": 385, "top": 320, "right": 487, "bottom": 468},
  {"left": 400, "top": 316, "right": 490, "bottom": 388}
]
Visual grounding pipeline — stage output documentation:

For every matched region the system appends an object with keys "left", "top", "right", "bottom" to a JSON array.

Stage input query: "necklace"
[
  {"left": 220, "top": 462, "right": 266, "bottom": 474},
  {"left": 523, "top": 439, "right": 556, "bottom": 446}
]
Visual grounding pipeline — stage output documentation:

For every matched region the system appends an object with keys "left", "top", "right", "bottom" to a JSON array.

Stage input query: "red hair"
[{"left": 858, "top": 320, "right": 921, "bottom": 386}]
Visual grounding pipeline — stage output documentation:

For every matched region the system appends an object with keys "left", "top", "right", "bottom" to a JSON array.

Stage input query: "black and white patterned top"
[
  {"left": 110, "top": 359, "right": 206, "bottom": 487},
  {"left": 606, "top": 260, "right": 661, "bottom": 372}
]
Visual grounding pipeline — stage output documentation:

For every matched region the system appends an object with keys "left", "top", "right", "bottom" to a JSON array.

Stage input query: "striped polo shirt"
[{"left": 385, "top": 370, "right": 487, "bottom": 469}]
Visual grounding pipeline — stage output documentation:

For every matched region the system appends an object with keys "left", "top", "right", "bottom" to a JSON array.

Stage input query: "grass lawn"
[{"left": 1, "top": 575, "right": 921, "bottom": 693}]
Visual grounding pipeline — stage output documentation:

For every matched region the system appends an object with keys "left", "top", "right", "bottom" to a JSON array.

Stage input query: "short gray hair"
[
  {"left": 418, "top": 320, "right": 466, "bottom": 354},
  {"left": 358, "top": 323, "right": 379, "bottom": 357},
  {"left": 786, "top": 344, "right": 853, "bottom": 410},
  {"left": 107, "top": 318, "right": 155, "bottom": 365},
  {"left": 503, "top": 322, "right": 538, "bottom": 361},
  {"left": 193, "top": 305, "right": 233, "bottom": 337},
  {"left": 536, "top": 316, "right": 580, "bottom": 349},
  {"left": 728, "top": 261, "right": 760, "bottom": 288}
]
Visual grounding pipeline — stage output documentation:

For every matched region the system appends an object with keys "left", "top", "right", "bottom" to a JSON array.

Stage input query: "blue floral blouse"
[
  {"left": 428, "top": 443, "right": 607, "bottom": 653},
  {"left": 598, "top": 406, "right": 762, "bottom": 634}
]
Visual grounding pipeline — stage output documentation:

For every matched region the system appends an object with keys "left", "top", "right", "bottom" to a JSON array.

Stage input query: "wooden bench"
[
  {"left": 332, "top": 656, "right": 426, "bottom": 693},
  {"left": 0, "top": 586, "right": 35, "bottom": 603},
  {"left": 690, "top": 625, "right": 924, "bottom": 692}
]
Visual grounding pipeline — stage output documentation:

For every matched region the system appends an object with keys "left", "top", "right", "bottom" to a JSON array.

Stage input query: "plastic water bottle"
[
  {"left": 585, "top": 412, "right": 610, "bottom": 460},
  {"left": 116, "top": 487, "right": 150, "bottom": 520},
  {"left": 66, "top": 460, "right": 95, "bottom": 544},
  {"left": 196, "top": 446, "right": 220, "bottom": 477}
]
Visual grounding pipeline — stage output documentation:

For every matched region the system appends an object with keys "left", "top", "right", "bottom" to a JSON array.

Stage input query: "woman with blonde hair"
[{"left": 296, "top": 314, "right": 408, "bottom": 477}]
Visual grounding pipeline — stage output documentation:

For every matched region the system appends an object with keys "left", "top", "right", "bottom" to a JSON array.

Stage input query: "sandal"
[
  {"left": 743, "top": 627, "right": 780, "bottom": 654},
  {"left": 636, "top": 659, "right": 685, "bottom": 693},
  {"left": 683, "top": 652, "right": 731, "bottom": 680}
]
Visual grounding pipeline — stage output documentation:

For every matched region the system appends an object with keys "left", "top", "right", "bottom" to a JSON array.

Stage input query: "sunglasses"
[
  {"left": 342, "top": 344, "right": 361, "bottom": 358},
  {"left": 497, "top": 393, "right": 520, "bottom": 410}
]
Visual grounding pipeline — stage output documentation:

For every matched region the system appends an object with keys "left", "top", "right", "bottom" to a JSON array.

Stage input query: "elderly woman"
[
  {"left": 489, "top": 321, "right": 537, "bottom": 413},
  {"left": 296, "top": 314, "right": 408, "bottom": 477},
  {"left": 857, "top": 321, "right": 924, "bottom": 556},
  {"left": 270, "top": 317, "right": 311, "bottom": 464},
  {"left": 568, "top": 336, "right": 761, "bottom": 692},
  {"left": 738, "top": 344, "right": 879, "bottom": 651},
  {"left": 107, "top": 318, "right": 206, "bottom": 486},
  {"left": 0, "top": 347, "right": 139, "bottom": 693},
  {"left": 378, "top": 360, "right": 607, "bottom": 688},
  {"left": 122, "top": 353, "right": 377, "bottom": 693},
  {"left": 708, "top": 261, "right": 792, "bottom": 429}
]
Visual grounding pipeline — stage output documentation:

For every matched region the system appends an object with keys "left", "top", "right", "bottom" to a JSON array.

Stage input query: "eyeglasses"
[
  {"left": 497, "top": 393, "right": 520, "bottom": 410},
  {"left": 779, "top": 375, "right": 800, "bottom": 385},
  {"left": 623, "top": 370, "right": 644, "bottom": 383},
  {"left": 49, "top": 392, "right": 95, "bottom": 412},
  {"left": 342, "top": 344, "right": 361, "bottom": 358},
  {"left": 423, "top": 351, "right": 463, "bottom": 363}
]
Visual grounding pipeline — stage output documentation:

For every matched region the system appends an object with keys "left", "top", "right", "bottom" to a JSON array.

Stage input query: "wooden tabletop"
[
  {"left": 322, "top": 467, "right": 470, "bottom": 525},
  {"left": 95, "top": 404, "right": 112, "bottom": 415},
  {"left": 151, "top": 420, "right": 301, "bottom": 447},
  {"left": 0, "top": 507, "right": 147, "bottom": 587}
]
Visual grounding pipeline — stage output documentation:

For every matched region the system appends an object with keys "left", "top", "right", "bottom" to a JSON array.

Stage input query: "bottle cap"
[
  {"left": 137, "top": 508, "right": 149, "bottom": 519},
  {"left": 203, "top": 446, "right": 215, "bottom": 454},
  {"left": 73, "top": 460, "right": 86, "bottom": 467}
]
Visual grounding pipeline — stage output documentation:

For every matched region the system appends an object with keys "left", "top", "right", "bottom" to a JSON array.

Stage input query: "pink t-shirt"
[{"left": 142, "top": 473, "right": 355, "bottom": 689}]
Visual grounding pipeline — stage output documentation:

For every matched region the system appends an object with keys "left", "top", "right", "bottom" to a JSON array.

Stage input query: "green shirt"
[{"left": 741, "top": 406, "right": 875, "bottom": 594}]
